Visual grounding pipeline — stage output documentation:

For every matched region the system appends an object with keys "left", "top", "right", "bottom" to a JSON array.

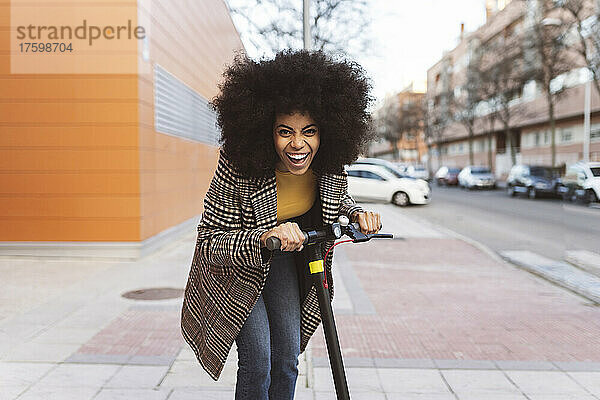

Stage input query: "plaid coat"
[{"left": 181, "top": 147, "right": 364, "bottom": 381}]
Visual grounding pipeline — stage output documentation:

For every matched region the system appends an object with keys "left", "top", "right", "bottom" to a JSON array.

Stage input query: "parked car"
[
  {"left": 559, "top": 161, "right": 600, "bottom": 204},
  {"left": 434, "top": 166, "right": 461, "bottom": 186},
  {"left": 394, "top": 162, "right": 409, "bottom": 174},
  {"left": 346, "top": 164, "right": 430, "bottom": 206},
  {"left": 506, "top": 164, "right": 562, "bottom": 199},
  {"left": 354, "top": 157, "right": 412, "bottom": 179},
  {"left": 405, "top": 165, "right": 430, "bottom": 181},
  {"left": 457, "top": 166, "right": 496, "bottom": 189}
]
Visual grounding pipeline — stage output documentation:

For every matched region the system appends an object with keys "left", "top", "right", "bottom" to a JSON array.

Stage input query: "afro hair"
[{"left": 210, "top": 48, "right": 376, "bottom": 178}]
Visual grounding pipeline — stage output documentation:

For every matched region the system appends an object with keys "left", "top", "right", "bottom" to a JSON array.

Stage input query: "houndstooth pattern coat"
[{"left": 180, "top": 147, "right": 364, "bottom": 381}]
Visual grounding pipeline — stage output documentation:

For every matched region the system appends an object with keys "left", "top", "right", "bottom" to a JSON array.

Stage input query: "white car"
[
  {"left": 560, "top": 161, "right": 600, "bottom": 203},
  {"left": 457, "top": 166, "right": 496, "bottom": 189},
  {"left": 346, "top": 164, "right": 431, "bottom": 206},
  {"left": 405, "top": 165, "right": 430, "bottom": 181}
]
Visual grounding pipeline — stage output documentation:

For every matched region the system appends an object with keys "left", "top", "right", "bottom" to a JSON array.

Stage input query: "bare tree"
[
  {"left": 425, "top": 57, "right": 454, "bottom": 169},
  {"left": 525, "top": 0, "right": 577, "bottom": 166},
  {"left": 561, "top": 0, "right": 600, "bottom": 95},
  {"left": 479, "top": 31, "right": 531, "bottom": 166},
  {"left": 453, "top": 40, "right": 484, "bottom": 165},
  {"left": 226, "top": 0, "right": 375, "bottom": 58},
  {"left": 374, "top": 95, "right": 402, "bottom": 160},
  {"left": 397, "top": 96, "right": 426, "bottom": 161}
]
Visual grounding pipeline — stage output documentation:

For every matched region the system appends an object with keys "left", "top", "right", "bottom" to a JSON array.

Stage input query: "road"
[{"left": 405, "top": 184, "right": 600, "bottom": 260}]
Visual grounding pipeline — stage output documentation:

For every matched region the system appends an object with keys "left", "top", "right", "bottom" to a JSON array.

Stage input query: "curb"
[{"left": 395, "top": 210, "right": 600, "bottom": 305}]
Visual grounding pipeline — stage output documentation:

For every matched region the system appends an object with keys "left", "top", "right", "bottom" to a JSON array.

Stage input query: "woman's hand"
[
  {"left": 352, "top": 211, "right": 381, "bottom": 234},
  {"left": 260, "top": 221, "right": 306, "bottom": 251}
]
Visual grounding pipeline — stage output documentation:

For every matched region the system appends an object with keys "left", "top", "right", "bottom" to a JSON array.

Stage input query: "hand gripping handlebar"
[{"left": 265, "top": 216, "right": 392, "bottom": 251}]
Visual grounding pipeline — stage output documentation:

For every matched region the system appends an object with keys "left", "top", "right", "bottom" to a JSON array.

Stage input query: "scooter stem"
[{"left": 306, "top": 243, "right": 351, "bottom": 400}]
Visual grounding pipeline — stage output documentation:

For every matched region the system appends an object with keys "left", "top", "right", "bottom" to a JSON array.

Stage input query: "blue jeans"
[{"left": 234, "top": 249, "right": 302, "bottom": 400}]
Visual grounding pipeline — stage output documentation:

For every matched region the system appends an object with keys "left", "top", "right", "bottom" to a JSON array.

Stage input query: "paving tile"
[
  {"left": 159, "top": 360, "right": 236, "bottom": 388},
  {"left": 374, "top": 358, "right": 436, "bottom": 369},
  {"left": 168, "top": 388, "right": 235, "bottom": 400},
  {"left": 0, "top": 385, "right": 28, "bottom": 400},
  {"left": 441, "top": 370, "right": 521, "bottom": 394},
  {"left": 19, "top": 386, "right": 99, "bottom": 400},
  {"left": 34, "top": 363, "right": 120, "bottom": 388},
  {"left": 526, "top": 395, "right": 597, "bottom": 400},
  {"left": 435, "top": 359, "right": 497, "bottom": 369},
  {"left": 3, "top": 342, "right": 81, "bottom": 362},
  {"left": 457, "top": 393, "right": 527, "bottom": 400},
  {"left": 0, "top": 361, "right": 56, "bottom": 386},
  {"left": 495, "top": 360, "right": 557, "bottom": 371},
  {"left": 313, "top": 367, "right": 382, "bottom": 392},
  {"left": 386, "top": 393, "right": 457, "bottom": 400},
  {"left": 505, "top": 370, "right": 590, "bottom": 395},
  {"left": 377, "top": 368, "right": 451, "bottom": 394},
  {"left": 104, "top": 365, "right": 170, "bottom": 388},
  {"left": 554, "top": 361, "right": 600, "bottom": 371},
  {"left": 313, "top": 392, "right": 337, "bottom": 400},
  {"left": 567, "top": 371, "right": 600, "bottom": 396},
  {"left": 30, "top": 327, "right": 99, "bottom": 345},
  {"left": 294, "top": 387, "right": 314, "bottom": 400},
  {"left": 93, "top": 388, "right": 170, "bottom": 400}
]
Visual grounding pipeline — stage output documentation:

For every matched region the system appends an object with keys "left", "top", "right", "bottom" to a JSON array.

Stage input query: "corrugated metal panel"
[{"left": 154, "top": 64, "right": 219, "bottom": 146}]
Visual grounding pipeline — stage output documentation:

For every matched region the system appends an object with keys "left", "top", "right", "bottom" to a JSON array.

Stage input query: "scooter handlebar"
[{"left": 265, "top": 222, "right": 387, "bottom": 251}]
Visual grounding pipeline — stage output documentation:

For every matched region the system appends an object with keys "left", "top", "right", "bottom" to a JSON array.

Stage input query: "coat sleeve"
[
  {"left": 338, "top": 170, "right": 364, "bottom": 221},
  {"left": 195, "top": 148, "right": 272, "bottom": 272}
]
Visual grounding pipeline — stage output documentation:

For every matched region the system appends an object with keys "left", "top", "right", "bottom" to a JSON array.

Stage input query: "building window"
[
  {"left": 560, "top": 129, "right": 573, "bottom": 143},
  {"left": 534, "top": 132, "right": 540, "bottom": 146},
  {"left": 590, "top": 124, "right": 600, "bottom": 142},
  {"left": 154, "top": 64, "right": 220, "bottom": 146},
  {"left": 544, "top": 131, "right": 549, "bottom": 145}
]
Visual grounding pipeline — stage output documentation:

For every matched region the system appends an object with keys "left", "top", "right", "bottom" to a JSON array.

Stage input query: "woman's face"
[{"left": 273, "top": 111, "right": 320, "bottom": 175}]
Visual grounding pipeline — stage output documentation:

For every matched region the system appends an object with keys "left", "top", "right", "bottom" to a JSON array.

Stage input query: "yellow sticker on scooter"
[{"left": 309, "top": 260, "right": 324, "bottom": 274}]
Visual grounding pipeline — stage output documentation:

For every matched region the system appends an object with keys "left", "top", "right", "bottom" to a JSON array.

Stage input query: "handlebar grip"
[
  {"left": 266, "top": 236, "right": 281, "bottom": 251},
  {"left": 266, "top": 232, "right": 309, "bottom": 251}
]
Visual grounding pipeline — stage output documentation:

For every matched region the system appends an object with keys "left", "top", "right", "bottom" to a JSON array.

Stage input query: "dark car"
[
  {"left": 434, "top": 166, "right": 461, "bottom": 186},
  {"left": 506, "top": 164, "right": 562, "bottom": 199}
]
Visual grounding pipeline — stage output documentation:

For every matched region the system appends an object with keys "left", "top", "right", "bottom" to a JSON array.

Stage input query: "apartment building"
[
  {"left": 370, "top": 82, "right": 428, "bottom": 163},
  {"left": 426, "top": 0, "right": 600, "bottom": 178}
]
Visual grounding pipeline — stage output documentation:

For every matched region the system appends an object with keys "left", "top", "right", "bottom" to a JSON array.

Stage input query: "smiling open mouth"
[{"left": 286, "top": 152, "right": 309, "bottom": 165}]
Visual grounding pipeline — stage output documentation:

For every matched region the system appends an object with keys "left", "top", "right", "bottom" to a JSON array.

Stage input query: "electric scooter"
[{"left": 266, "top": 215, "right": 393, "bottom": 400}]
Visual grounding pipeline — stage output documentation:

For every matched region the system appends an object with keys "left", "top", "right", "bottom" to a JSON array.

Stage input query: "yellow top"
[{"left": 275, "top": 167, "right": 318, "bottom": 223}]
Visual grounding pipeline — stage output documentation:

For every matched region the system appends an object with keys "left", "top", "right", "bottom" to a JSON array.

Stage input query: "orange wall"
[
  {"left": 0, "top": 0, "right": 244, "bottom": 242},
  {"left": 138, "top": 0, "right": 244, "bottom": 241},
  {"left": 0, "top": 1, "right": 140, "bottom": 241}
]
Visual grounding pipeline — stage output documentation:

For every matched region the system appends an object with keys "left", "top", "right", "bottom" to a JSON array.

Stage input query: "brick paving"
[
  {"left": 312, "top": 238, "right": 600, "bottom": 362},
  {"left": 65, "top": 305, "right": 183, "bottom": 365}
]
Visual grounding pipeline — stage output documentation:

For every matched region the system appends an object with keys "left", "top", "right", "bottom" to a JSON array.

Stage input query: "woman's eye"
[
  {"left": 303, "top": 129, "right": 317, "bottom": 136},
  {"left": 278, "top": 130, "right": 292, "bottom": 136}
]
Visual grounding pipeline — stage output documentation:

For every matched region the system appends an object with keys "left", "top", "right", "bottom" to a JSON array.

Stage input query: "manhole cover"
[{"left": 121, "top": 287, "right": 184, "bottom": 301}]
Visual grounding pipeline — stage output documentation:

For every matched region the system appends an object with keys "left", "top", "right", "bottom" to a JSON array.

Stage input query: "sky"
[
  {"left": 230, "top": 0, "right": 488, "bottom": 108},
  {"left": 355, "top": 0, "right": 487, "bottom": 105}
]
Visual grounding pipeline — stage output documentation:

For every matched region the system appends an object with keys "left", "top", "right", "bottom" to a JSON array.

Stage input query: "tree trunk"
[
  {"left": 488, "top": 115, "right": 495, "bottom": 172},
  {"left": 392, "top": 139, "right": 400, "bottom": 161},
  {"left": 504, "top": 123, "right": 516, "bottom": 166},
  {"left": 468, "top": 126, "right": 474, "bottom": 165},
  {"left": 548, "top": 94, "right": 556, "bottom": 167}
]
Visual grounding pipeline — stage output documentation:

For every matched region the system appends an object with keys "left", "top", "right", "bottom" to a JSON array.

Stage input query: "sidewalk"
[{"left": 2, "top": 204, "right": 600, "bottom": 399}]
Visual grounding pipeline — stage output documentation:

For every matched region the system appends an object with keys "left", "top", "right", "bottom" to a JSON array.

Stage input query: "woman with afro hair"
[{"left": 181, "top": 48, "right": 382, "bottom": 400}]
